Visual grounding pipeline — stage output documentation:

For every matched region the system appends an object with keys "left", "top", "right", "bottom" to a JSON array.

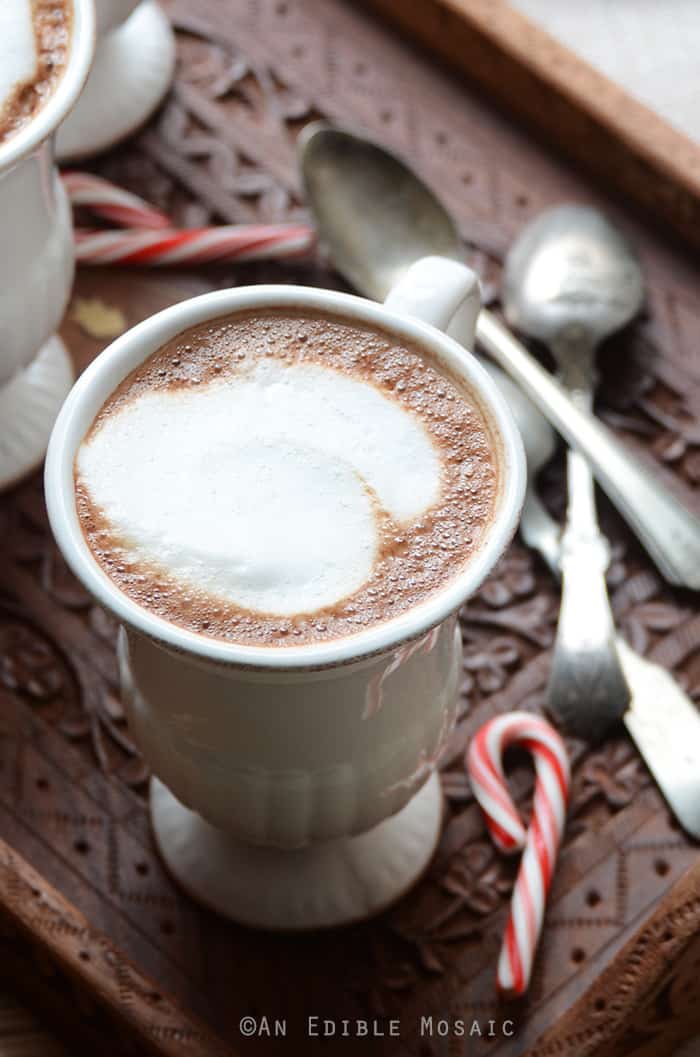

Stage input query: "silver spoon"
[
  {"left": 482, "top": 359, "right": 700, "bottom": 837},
  {"left": 503, "top": 206, "right": 633, "bottom": 738},
  {"left": 298, "top": 122, "right": 700, "bottom": 590}
]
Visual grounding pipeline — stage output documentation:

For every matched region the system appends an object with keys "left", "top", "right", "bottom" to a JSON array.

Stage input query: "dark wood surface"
[{"left": 1, "top": 1, "right": 700, "bottom": 1054}]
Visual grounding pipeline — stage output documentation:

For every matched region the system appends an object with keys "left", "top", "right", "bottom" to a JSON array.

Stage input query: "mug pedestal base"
[
  {"left": 0, "top": 337, "right": 74, "bottom": 491},
  {"left": 150, "top": 772, "right": 443, "bottom": 930},
  {"left": 56, "top": 1, "right": 176, "bottom": 162}
]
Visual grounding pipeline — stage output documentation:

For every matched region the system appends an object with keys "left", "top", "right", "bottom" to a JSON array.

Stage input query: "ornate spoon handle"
[
  {"left": 520, "top": 491, "right": 700, "bottom": 838},
  {"left": 476, "top": 310, "right": 700, "bottom": 590},
  {"left": 547, "top": 346, "right": 629, "bottom": 739}
]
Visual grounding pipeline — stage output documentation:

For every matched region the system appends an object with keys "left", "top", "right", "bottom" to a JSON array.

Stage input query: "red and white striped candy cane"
[
  {"left": 467, "top": 712, "right": 570, "bottom": 998},
  {"left": 73, "top": 224, "right": 316, "bottom": 266},
  {"left": 62, "top": 171, "right": 172, "bottom": 230},
  {"left": 62, "top": 171, "right": 316, "bottom": 266}
]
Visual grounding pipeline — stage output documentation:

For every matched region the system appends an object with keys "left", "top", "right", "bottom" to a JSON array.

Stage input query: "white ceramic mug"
[
  {"left": 0, "top": 0, "right": 95, "bottom": 490},
  {"left": 45, "top": 257, "right": 525, "bottom": 929},
  {"left": 56, "top": 0, "right": 176, "bottom": 161}
]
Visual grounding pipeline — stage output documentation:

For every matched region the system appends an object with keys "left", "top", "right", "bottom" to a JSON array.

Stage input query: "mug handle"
[{"left": 383, "top": 256, "right": 481, "bottom": 350}]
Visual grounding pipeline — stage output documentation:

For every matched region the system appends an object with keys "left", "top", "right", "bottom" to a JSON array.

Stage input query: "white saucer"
[
  {"left": 56, "top": 1, "right": 176, "bottom": 162},
  {"left": 0, "top": 336, "right": 74, "bottom": 491},
  {"left": 151, "top": 771, "right": 443, "bottom": 930}
]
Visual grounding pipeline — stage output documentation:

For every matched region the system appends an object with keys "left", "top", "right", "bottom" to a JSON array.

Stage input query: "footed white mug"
[{"left": 45, "top": 257, "right": 525, "bottom": 929}]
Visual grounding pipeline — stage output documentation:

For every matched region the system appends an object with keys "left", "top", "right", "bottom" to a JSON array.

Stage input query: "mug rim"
[
  {"left": 0, "top": 0, "right": 96, "bottom": 172},
  {"left": 45, "top": 284, "right": 526, "bottom": 671}
]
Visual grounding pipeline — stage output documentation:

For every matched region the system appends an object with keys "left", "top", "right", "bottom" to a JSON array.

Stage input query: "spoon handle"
[
  {"left": 520, "top": 490, "right": 700, "bottom": 838},
  {"left": 547, "top": 361, "right": 630, "bottom": 739},
  {"left": 476, "top": 310, "right": 700, "bottom": 590}
]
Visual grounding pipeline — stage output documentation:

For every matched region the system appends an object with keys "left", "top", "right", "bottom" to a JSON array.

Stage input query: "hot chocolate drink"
[
  {"left": 0, "top": 1, "right": 72, "bottom": 145},
  {"left": 75, "top": 309, "right": 499, "bottom": 646}
]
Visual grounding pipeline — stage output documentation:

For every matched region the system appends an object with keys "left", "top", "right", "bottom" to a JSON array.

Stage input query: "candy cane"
[
  {"left": 62, "top": 171, "right": 172, "bottom": 230},
  {"left": 467, "top": 712, "right": 570, "bottom": 998},
  {"left": 73, "top": 224, "right": 316, "bottom": 266},
  {"left": 61, "top": 171, "right": 317, "bottom": 266}
]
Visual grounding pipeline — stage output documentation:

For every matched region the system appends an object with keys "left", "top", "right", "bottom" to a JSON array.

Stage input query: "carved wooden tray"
[
  {"left": 363, "top": 0, "right": 700, "bottom": 253},
  {"left": 2, "top": 2, "right": 700, "bottom": 1055}
]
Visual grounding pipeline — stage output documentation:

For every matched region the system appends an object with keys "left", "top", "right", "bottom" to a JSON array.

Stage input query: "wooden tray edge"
[
  {"left": 0, "top": 837, "right": 236, "bottom": 1057},
  {"left": 362, "top": 0, "right": 700, "bottom": 250},
  {"left": 535, "top": 858, "right": 700, "bottom": 1056},
  {"left": 1, "top": 819, "right": 699, "bottom": 1055}
]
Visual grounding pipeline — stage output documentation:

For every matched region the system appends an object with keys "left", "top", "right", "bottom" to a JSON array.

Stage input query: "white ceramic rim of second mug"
[
  {"left": 0, "top": 0, "right": 96, "bottom": 172},
  {"left": 45, "top": 285, "right": 526, "bottom": 670}
]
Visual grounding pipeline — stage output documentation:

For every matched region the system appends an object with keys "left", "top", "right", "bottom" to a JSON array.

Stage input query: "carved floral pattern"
[{"left": 0, "top": 2, "right": 698, "bottom": 1053}]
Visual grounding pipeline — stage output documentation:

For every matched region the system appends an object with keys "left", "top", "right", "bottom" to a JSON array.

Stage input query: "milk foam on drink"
[
  {"left": 76, "top": 360, "right": 442, "bottom": 616},
  {"left": 0, "top": 3, "right": 37, "bottom": 117}
]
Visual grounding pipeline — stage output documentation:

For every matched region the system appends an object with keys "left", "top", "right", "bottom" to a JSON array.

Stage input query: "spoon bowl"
[
  {"left": 298, "top": 122, "right": 462, "bottom": 302},
  {"left": 503, "top": 205, "right": 644, "bottom": 348}
]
